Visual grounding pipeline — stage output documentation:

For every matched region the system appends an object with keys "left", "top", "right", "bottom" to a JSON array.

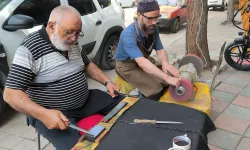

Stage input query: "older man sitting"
[{"left": 3, "top": 6, "right": 124, "bottom": 150}]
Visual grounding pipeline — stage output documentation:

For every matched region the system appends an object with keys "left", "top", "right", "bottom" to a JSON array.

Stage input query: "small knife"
[
  {"left": 68, "top": 123, "right": 94, "bottom": 136},
  {"left": 134, "top": 119, "right": 183, "bottom": 124}
]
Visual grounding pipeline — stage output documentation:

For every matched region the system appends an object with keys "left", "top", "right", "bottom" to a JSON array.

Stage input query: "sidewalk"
[{"left": 0, "top": 10, "right": 248, "bottom": 150}]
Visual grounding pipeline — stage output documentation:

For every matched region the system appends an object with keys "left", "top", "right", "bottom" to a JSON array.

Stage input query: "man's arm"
[
  {"left": 156, "top": 49, "right": 169, "bottom": 65},
  {"left": 81, "top": 49, "right": 119, "bottom": 97},
  {"left": 4, "top": 88, "right": 48, "bottom": 121},
  {"left": 85, "top": 62, "right": 111, "bottom": 85},
  {"left": 135, "top": 57, "right": 171, "bottom": 82},
  {"left": 4, "top": 46, "right": 68, "bottom": 130}
]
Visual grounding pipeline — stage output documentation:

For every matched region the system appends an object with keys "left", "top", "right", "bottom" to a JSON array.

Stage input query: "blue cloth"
[{"left": 115, "top": 21, "right": 164, "bottom": 61}]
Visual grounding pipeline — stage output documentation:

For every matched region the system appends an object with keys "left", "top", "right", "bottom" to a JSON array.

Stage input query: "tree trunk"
[
  {"left": 186, "top": 0, "right": 212, "bottom": 69},
  {"left": 227, "top": 0, "right": 235, "bottom": 23}
]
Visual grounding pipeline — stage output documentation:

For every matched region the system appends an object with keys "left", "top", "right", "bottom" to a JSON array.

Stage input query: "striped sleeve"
[
  {"left": 5, "top": 46, "right": 36, "bottom": 91},
  {"left": 81, "top": 50, "right": 90, "bottom": 66}
]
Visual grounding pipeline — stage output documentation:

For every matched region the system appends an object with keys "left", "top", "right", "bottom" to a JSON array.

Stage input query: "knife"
[
  {"left": 134, "top": 119, "right": 184, "bottom": 124},
  {"left": 68, "top": 123, "right": 94, "bottom": 136}
]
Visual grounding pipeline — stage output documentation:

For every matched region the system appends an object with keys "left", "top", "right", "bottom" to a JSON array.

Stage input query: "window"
[
  {"left": 68, "top": 0, "right": 97, "bottom": 16},
  {"left": 97, "top": 0, "right": 111, "bottom": 8},
  {"left": 12, "top": 0, "right": 60, "bottom": 25},
  {"left": 0, "top": 0, "right": 11, "bottom": 11}
]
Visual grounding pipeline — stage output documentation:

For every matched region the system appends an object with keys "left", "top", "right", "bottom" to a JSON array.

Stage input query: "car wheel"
[
  {"left": 0, "top": 88, "right": 5, "bottom": 121},
  {"left": 220, "top": 6, "right": 225, "bottom": 11},
  {"left": 101, "top": 35, "right": 119, "bottom": 70},
  {"left": 170, "top": 18, "right": 180, "bottom": 33}
]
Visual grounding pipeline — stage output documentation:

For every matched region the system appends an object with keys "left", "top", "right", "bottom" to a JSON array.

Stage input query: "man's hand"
[
  {"left": 41, "top": 109, "right": 69, "bottom": 130},
  {"left": 162, "top": 61, "right": 179, "bottom": 77},
  {"left": 164, "top": 76, "right": 180, "bottom": 87},
  {"left": 106, "top": 82, "right": 120, "bottom": 98}
]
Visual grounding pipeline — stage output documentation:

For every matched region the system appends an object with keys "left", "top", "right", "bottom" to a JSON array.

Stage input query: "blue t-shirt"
[{"left": 115, "top": 21, "right": 164, "bottom": 61}]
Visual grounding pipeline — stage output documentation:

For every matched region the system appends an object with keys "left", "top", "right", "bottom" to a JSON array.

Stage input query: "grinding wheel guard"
[{"left": 178, "top": 54, "right": 203, "bottom": 76}]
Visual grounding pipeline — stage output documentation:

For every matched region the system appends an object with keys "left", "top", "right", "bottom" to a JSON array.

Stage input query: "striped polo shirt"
[{"left": 5, "top": 24, "right": 90, "bottom": 110}]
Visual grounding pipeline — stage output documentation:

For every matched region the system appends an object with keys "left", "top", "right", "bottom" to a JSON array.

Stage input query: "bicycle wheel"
[{"left": 224, "top": 42, "right": 250, "bottom": 71}]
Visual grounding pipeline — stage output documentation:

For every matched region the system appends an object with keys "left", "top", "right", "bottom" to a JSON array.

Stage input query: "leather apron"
[{"left": 116, "top": 22, "right": 165, "bottom": 97}]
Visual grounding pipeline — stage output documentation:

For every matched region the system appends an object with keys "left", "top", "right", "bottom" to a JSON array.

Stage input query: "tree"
[
  {"left": 186, "top": 0, "right": 212, "bottom": 69},
  {"left": 226, "top": 0, "right": 235, "bottom": 24}
]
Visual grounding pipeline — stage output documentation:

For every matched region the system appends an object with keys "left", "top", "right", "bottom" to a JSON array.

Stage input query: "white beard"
[{"left": 50, "top": 28, "right": 74, "bottom": 51}]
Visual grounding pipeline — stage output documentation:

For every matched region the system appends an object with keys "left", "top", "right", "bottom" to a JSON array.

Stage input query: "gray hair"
[{"left": 48, "top": 5, "right": 81, "bottom": 22}]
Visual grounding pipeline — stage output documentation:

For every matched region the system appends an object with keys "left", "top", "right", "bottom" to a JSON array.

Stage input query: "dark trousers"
[{"left": 30, "top": 89, "right": 125, "bottom": 150}]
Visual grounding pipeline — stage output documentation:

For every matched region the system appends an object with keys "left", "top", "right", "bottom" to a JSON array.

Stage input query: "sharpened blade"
[
  {"left": 68, "top": 123, "right": 94, "bottom": 136},
  {"left": 156, "top": 121, "right": 184, "bottom": 124}
]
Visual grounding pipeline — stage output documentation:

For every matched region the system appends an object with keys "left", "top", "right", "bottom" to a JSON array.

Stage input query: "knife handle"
[{"left": 134, "top": 119, "right": 156, "bottom": 124}]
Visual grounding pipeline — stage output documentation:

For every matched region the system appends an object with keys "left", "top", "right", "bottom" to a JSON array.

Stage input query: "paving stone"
[
  {"left": 234, "top": 72, "right": 250, "bottom": 82},
  {"left": 208, "top": 144, "right": 223, "bottom": 150},
  {"left": 211, "top": 99, "right": 230, "bottom": 113},
  {"left": 210, "top": 111, "right": 220, "bottom": 121},
  {"left": 0, "top": 135, "right": 24, "bottom": 149},
  {"left": 3, "top": 122, "right": 31, "bottom": 136},
  {"left": 0, "top": 131, "right": 10, "bottom": 141},
  {"left": 236, "top": 138, "right": 250, "bottom": 150},
  {"left": 223, "top": 104, "right": 250, "bottom": 121},
  {"left": 208, "top": 129, "right": 242, "bottom": 150},
  {"left": 35, "top": 135, "right": 49, "bottom": 149},
  {"left": 11, "top": 139, "right": 37, "bottom": 150},
  {"left": 214, "top": 114, "right": 250, "bottom": 135},
  {"left": 43, "top": 143, "right": 55, "bottom": 150},
  {"left": 223, "top": 76, "right": 249, "bottom": 87},
  {"left": 19, "top": 126, "right": 37, "bottom": 140},
  {"left": 240, "top": 88, "right": 250, "bottom": 98},
  {"left": 212, "top": 90, "right": 237, "bottom": 103},
  {"left": 215, "top": 83, "right": 243, "bottom": 94},
  {"left": 244, "top": 126, "right": 250, "bottom": 138},
  {"left": 232, "top": 95, "right": 250, "bottom": 109}
]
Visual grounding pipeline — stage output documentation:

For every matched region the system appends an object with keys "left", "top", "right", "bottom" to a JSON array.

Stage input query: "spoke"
[
  {"left": 237, "top": 46, "right": 242, "bottom": 54},
  {"left": 246, "top": 59, "right": 250, "bottom": 63},
  {"left": 230, "top": 52, "right": 239, "bottom": 57}
]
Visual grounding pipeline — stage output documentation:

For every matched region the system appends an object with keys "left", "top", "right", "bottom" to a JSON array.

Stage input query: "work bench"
[{"left": 72, "top": 81, "right": 214, "bottom": 150}]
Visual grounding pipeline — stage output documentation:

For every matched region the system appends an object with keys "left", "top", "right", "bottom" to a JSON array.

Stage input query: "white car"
[
  {"left": 0, "top": 0, "right": 125, "bottom": 120},
  {"left": 119, "top": 0, "right": 135, "bottom": 8},
  {"left": 208, "top": 0, "right": 228, "bottom": 10}
]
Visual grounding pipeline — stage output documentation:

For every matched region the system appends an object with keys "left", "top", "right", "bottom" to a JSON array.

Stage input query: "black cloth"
[
  {"left": 96, "top": 98, "right": 216, "bottom": 150},
  {"left": 29, "top": 89, "right": 125, "bottom": 150}
]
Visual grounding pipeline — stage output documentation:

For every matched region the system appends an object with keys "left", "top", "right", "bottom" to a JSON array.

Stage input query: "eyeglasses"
[
  {"left": 55, "top": 21, "right": 84, "bottom": 39},
  {"left": 140, "top": 13, "right": 161, "bottom": 22}
]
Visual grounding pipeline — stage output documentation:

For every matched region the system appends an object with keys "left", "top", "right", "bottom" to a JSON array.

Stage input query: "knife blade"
[
  {"left": 134, "top": 119, "right": 183, "bottom": 124},
  {"left": 68, "top": 123, "right": 94, "bottom": 136}
]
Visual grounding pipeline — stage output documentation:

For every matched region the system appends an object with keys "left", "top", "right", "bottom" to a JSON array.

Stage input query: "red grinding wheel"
[{"left": 169, "top": 78, "right": 193, "bottom": 102}]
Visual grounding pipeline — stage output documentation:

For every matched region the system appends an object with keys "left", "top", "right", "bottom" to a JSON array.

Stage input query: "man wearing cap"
[{"left": 115, "top": 0, "right": 180, "bottom": 101}]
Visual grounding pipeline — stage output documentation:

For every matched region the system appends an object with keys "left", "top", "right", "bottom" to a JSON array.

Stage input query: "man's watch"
[{"left": 104, "top": 80, "right": 112, "bottom": 86}]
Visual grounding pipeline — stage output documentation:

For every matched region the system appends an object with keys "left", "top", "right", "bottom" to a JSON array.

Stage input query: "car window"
[
  {"left": 0, "top": 0, "right": 11, "bottom": 11},
  {"left": 12, "top": 0, "right": 60, "bottom": 25},
  {"left": 68, "top": 0, "right": 97, "bottom": 16},
  {"left": 97, "top": 0, "right": 111, "bottom": 8}
]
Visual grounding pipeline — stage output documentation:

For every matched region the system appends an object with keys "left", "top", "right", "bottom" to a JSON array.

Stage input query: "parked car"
[
  {"left": 119, "top": 0, "right": 136, "bottom": 8},
  {"left": 133, "top": 0, "right": 187, "bottom": 33},
  {"left": 208, "top": 0, "right": 228, "bottom": 10},
  {"left": 0, "top": 0, "right": 125, "bottom": 121}
]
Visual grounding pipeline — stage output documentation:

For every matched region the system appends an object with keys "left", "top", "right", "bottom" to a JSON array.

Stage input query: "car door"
[
  {"left": 66, "top": 0, "right": 102, "bottom": 58},
  {"left": 0, "top": 0, "right": 63, "bottom": 67},
  {"left": 179, "top": 0, "right": 187, "bottom": 23}
]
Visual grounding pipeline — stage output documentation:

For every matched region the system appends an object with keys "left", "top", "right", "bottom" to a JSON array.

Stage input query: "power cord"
[{"left": 195, "top": 0, "right": 207, "bottom": 69}]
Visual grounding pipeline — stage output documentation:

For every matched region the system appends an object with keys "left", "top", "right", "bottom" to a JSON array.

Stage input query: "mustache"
[{"left": 147, "top": 25, "right": 156, "bottom": 29}]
